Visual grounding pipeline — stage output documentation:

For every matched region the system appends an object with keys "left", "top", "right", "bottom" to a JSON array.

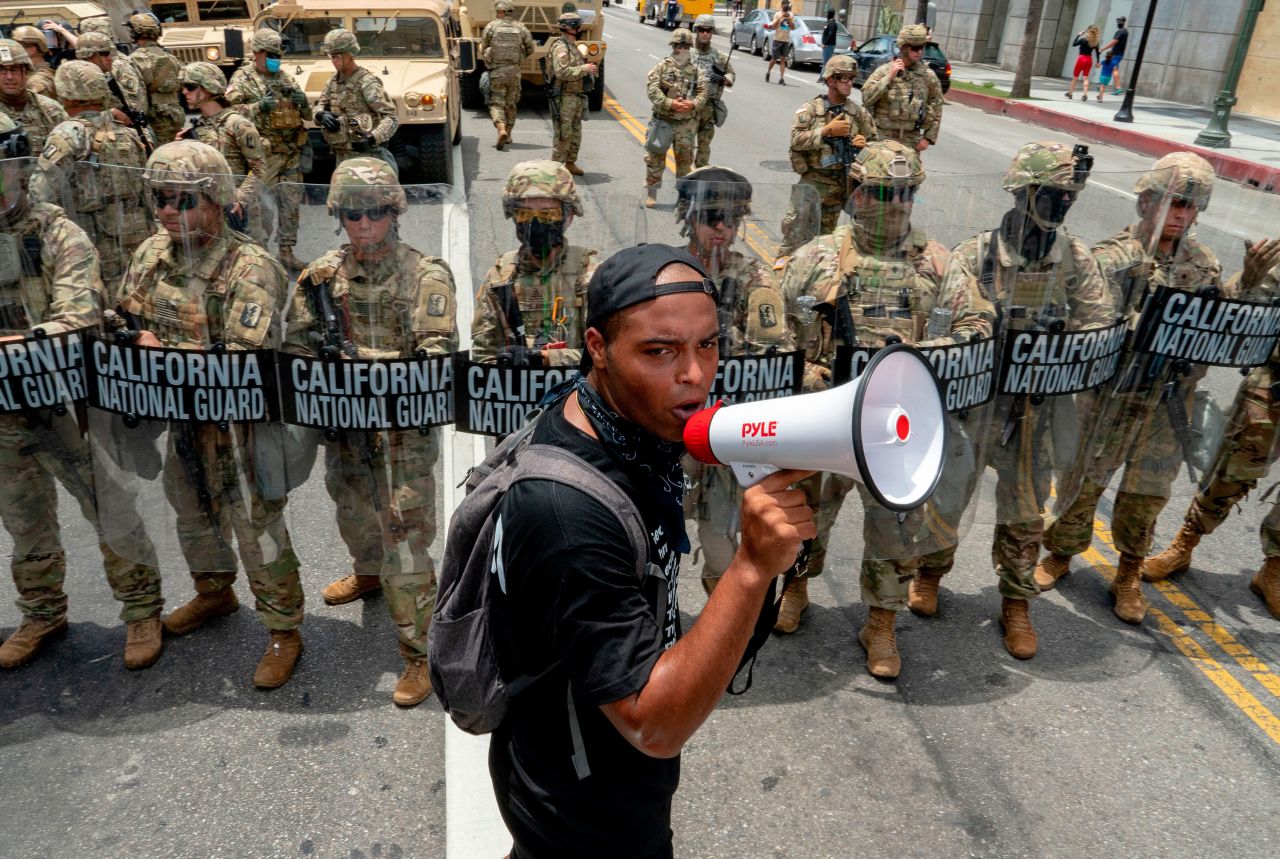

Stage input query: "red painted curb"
[{"left": 946, "top": 87, "right": 1280, "bottom": 193}]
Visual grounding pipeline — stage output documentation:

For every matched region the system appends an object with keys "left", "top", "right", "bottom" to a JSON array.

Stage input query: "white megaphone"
[{"left": 683, "top": 344, "right": 947, "bottom": 511}]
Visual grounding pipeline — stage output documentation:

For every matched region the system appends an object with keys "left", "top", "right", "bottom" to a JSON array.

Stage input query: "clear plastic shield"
[{"left": 277, "top": 178, "right": 461, "bottom": 616}]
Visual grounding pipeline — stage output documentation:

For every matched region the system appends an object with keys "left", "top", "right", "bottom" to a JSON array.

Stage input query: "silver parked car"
[{"left": 730, "top": 11, "right": 852, "bottom": 67}]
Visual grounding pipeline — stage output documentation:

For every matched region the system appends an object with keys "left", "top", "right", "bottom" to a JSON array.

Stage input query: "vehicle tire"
[
  {"left": 588, "top": 61, "right": 604, "bottom": 112},
  {"left": 459, "top": 68, "right": 484, "bottom": 110},
  {"left": 729, "top": 33, "right": 736, "bottom": 51},
  {"left": 416, "top": 125, "right": 453, "bottom": 187},
  {"left": 750, "top": 35, "right": 758, "bottom": 55}
]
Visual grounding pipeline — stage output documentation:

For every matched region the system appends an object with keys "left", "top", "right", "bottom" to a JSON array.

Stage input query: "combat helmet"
[
  {"left": 55, "top": 60, "right": 109, "bottom": 102},
  {"left": 327, "top": 157, "right": 407, "bottom": 216},
  {"left": 495, "top": 0, "right": 515, "bottom": 11},
  {"left": 127, "top": 12, "right": 163, "bottom": 41},
  {"left": 557, "top": 12, "right": 583, "bottom": 31},
  {"left": 77, "top": 17, "right": 115, "bottom": 38},
  {"left": 0, "top": 39, "right": 33, "bottom": 69},
  {"left": 182, "top": 61, "right": 228, "bottom": 96},
  {"left": 322, "top": 28, "right": 360, "bottom": 56},
  {"left": 10, "top": 26, "right": 46, "bottom": 50},
  {"left": 851, "top": 140, "right": 925, "bottom": 189},
  {"left": 676, "top": 165, "right": 752, "bottom": 229},
  {"left": 1134, "top": 151, "right": 1214, "bottom": 212},
  {"left": 145, "top": 141, "right": 236, "bottom": 208},
  {"left": 251, "top": 29, "right": 284, "bottom": 54},
  {"left": 823, "top": 54, "right": 856, "bottom": 79},
  {"left": 75, "top": 32, "right": 114, "bottom": 60},
  {"left": 1001, "top": 141, "right": 1090, "bottom": 193},
  {"left": 898, "top": 24, "right": 929, "bottom": 46},
  {"left": 0, "top": 113, "right": 30, "bottom": 159},
  {"left": 694, "top": 14, "right": 716, "bottom": 30},
  {"left": 670, "top": 28, "right": 694, "bottom": 48},
  {"left": 501, "top": 159, "right": 582, "bottom": 218}
]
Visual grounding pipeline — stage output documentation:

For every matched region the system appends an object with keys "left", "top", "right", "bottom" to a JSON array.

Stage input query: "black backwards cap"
[{"left": 585, "top": 244, "right": 717, "bottom": 333}]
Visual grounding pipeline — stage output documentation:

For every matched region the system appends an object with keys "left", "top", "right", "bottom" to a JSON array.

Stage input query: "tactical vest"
[
  {"left": 837, "top": 227, "right": 935, "bottom": 345},
  {"left": 494, "top": 246, "right": 591, "bottom": 349},
  {"left": 329, "top": 245, "right": 449, "bottom": 357},
  {"left": 713, "top": 254, "right": 787, "bottom": 355},
  {"left": 792, "top": 97, "right": 845, "bottom": 175},
  {"left": 871, "top": 65, "right": 929, "bottom": 130},
  {"left": 0, "top": 206, "right": 55, "bottom": 332},
  {"left": 191, "top": 111, "right": 251, "bottom": 176},
  {"left": 0, "top": 97, "right": 62, "bottom": 152},
  {"left": 692, "top": 47, "right": 726, "bottom": 101},
  {"left": 652, "top": 59, "right": 699, "bottom": 122},
  {"left": 124, "top": 236, "right": 245, "bottom": 347},
  {"left": 71, "top": 114, "right": 147, "bottom": 220},
  {"left": 549, "top": 37, "right": 585, "bottom": 94},
  {"left": 981, "top": 230, "right": 1074, "bottom": 332},
  {"left": 486, "top": 20, "right": 526, "bottom": 67},
  {"left": 324, "top": 68, "right": 377, "bottom": 146}
]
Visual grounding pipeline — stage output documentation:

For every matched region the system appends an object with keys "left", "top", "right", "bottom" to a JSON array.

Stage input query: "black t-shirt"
[
  {"left": 489, "top": 400, "right": 683, "bottom": 859},
  {"left": 1113, "top": 27, "right": 1129, "bottom": 54},
  {"left": 1073, "top": 35, "right": 1097, "bottom": 58},
  {"left": 822, "top": 19, "right": 838, "bottom": 46}
]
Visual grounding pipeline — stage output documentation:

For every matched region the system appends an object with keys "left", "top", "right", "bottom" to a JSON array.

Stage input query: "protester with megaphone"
[
  {"left": 778, "top": 140, "right": 956, "bottom": 678},
  {"left": 675, "top": 166, "right": 795, "bottom": 597}
]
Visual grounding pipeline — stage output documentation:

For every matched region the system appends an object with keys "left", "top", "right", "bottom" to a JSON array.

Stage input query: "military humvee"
[{"left": 146, "top": 0, "right": 259, "bottom": 70}]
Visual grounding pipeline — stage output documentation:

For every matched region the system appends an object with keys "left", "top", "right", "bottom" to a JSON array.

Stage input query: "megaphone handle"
[{"left": 730, "top": 461, "right": 779, "bottom": 487}]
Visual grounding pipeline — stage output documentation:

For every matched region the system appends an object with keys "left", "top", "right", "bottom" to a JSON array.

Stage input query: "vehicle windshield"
[
  {"left": 925, "top": 44, "right": 946, "bottom": 62},
  {"left": 150, "top": 0, "right": 255, "bottom": 23},
  {"left": 275, "top": 16, "right": 445, "bottom": 59}
]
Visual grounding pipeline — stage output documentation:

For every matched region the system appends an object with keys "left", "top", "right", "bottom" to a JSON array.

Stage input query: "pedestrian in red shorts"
[{"left": 1065, "top": 24, "right": 1100, "bottom": 101}]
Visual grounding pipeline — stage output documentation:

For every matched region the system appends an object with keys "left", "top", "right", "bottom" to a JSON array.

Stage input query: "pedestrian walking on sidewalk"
[
  {"left": 1065, "top": 25, "right": 1099, "bottom": 100},
  {"left": 1099, "top": 16, "right": 1128, "bottom": 95}
]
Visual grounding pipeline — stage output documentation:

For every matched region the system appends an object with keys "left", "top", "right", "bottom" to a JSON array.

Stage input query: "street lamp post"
[
  {"left": 1194, "top": 0, "right": 1266, "bottom": 148},
  {"left": 1114, "top": 0, "right": 1158, "bottom": 123}
]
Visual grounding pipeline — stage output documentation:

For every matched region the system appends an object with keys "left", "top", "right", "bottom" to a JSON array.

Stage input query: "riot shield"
[
  {"left": 87, "top": 163, "right": 290, "bottom": 577},
  {"left": 276, "top": 177, "right": 461, "bottom": 629}
]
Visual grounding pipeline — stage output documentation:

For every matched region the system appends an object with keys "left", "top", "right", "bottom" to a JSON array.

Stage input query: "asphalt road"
[{"left": 3, "top": 8, "right": 1280, "bottom": 858}]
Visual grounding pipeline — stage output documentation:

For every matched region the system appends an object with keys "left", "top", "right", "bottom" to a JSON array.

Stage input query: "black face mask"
[{"left": 516, "top": 219, "right": 565, "bottom": 257}]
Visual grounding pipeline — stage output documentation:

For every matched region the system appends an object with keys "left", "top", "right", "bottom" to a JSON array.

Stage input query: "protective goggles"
[
  {"left": 690, "top": 208, "right": 741, "bottom": 228},
  {"left": 152, "top": 190, "right": 201, "bottom": 212},
  {"left": 0, "top": 129, "right": 30, "bottom": 159},
  {"left": 339, "top": 206, "right": 395, "bottom": 222},
  {"left": 694, "top": 27, "right": 714, "bottom": 33},
  {"left": 829, "top": 73, "right": 856, "bottom": 83},
  {"left": 863, "top": 185, "right": 917, "bottom": 203},
  {"left": 181, "top": 82, "right": 200, "bottom": 92},
  {"left": 512, "top": 207, "right": 564, "bottom": 225}
]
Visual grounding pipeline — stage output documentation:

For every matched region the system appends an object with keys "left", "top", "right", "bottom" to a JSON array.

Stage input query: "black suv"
[{"left": 841, "top": 34, "right": 951, "bottom": 93}]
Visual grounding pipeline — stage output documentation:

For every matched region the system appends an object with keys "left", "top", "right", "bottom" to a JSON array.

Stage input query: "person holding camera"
[{"left": 764, "top": 0, "right": 795, "bottom": 86}]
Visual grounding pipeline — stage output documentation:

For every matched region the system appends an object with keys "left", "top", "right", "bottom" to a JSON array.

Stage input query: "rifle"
[
  {"left": 1161, "top": 359, "right": 1202, "bottom": 484},
  {"left": 490, "top": 279, "right": 526, "bottom": 347},
  {"left": 302, "top": 275, "right": 405, "bottom": 542},
  {"left": 820, "top": 101, "right": 862, "bottom": 184},
  {"left": 540, "top": 56, "right": 561, "bottom": 125},
  {"left": 107, "top": 75, "right": 153, "bottom": 155}
]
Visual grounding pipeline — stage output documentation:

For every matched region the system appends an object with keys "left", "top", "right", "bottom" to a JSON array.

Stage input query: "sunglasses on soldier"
[
  {"left": 512, "top": 207, "right": 564, "bottom": 225},
  {"left": 340, "top": 206, "right": 395, "bottom": 222},
  {"left": 181, "top": 82, "right": 200, "bottom": 91},
  {"left": 152, "top": 190, "right": 200, "bottom": 212},
  {"left": 694, "top": 27, "right": 713, "bottom": 33},
  {"left": 92, "top": 50, "right": 112, "bottom": 57},
  {"left": 691, "top": 208, "right": 740, "bottom": 228}
]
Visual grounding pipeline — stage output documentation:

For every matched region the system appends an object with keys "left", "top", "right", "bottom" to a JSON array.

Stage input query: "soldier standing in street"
[
  {"left": 932, "top": 142, "right": 1111, "bottom": 659},
  {"left": 1038, "top": 153, "right": 1225, "bottom": 626},
  {"left": 0, "top": 115, "right": 166, "bottom": 671},
  {"left": 690, "top": 14, "right": 733, "bottom": 169},
  {"left": 0, "top": 38, "right": 68, "bottom": 154},
  {"left": 291, "top": 158, "right": 458, "bottom": 707},
  {"left": 126, "top": 13, "right": 184, "bottom": 145},
  {"left": 10, "top": 26, "right": 56, "bottom": 100},
  {"left": 113, "top": 141, "right": 305, "bottom": 689},
  {"left": 30, "top": 61, "right": 150, "bottom": 284},
  {"left": 472, "top": 160, "right": 598, "bottom": 368},
  {"left": 547, "top": 12, "right": 596, "bottom": 176},
  {"left": 74, "top": 31, "right": 150, "bottom": 136},
  {"left": 481, "top": 0, "right": 534, "bottom": 151},
  {"left": 1139, "top": 238, "right": 1280, "bottom": 619},
  {"left": 177, "top": 62, "right": 268, "bottom": 245},
  {"left": 860, "top": 24, "right": 943, "bottom": 154},
  {"left": 777, "top": 54, "right": 876, "bottom": 258},
  {"left": 778, "top": 141, "right": 953, "bottom": 674},
  {"left": 643, "top": 29, "right": 706, "bottom": 208},
  {"left": 315, "top": 28, "right": 398, "bottom": 167},
  {"left": 227, "top": 29, "right": 313, "bottom": 273},
  {"left": 676, "top": 166, "right": 793, "bottom": 594}
]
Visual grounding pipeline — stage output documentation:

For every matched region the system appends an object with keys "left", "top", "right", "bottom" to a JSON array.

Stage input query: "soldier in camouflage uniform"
[
  {"left": 0, "top": 39, "right": 68, "bottom": 154},
  {"left": 30, "top": 61, "right": 150, "bottom": 284},
  {"left": 0, "top": 114, "right": 165, "bottom": 670},
  {"left": 932, "top": 142, "right": 1111, "bottom": 659},
  {"left": 1140, "top": 238, "right": 1280, "bottom": 619},
  {"left": 779, "top": 142, "right": 954, "bottom": 676},
  {"left": 690, "top": 14, "right": 734, "bottom": 170},
  {"left": 472, "top": 160, "right": 598, "bottom": 368},
  {"left": 315, "top": 29, "right": 398, "bottom": 167},
  {"left": 777, "top": 54, "right": 876, "bottom": 258},
  {"left": 227, "top": 29, "right": 313, "bottom": 273},
  {"left": 177, "top": 62, "right": 268, "bottom": 245},
  {"left": 547, "top": 12, "right": 596, "bottom": 176},
  {"left": 643, "top": 29, "right": 707, "bottom": 207},
  {"left": 1036, "top": 155, "right": 1224, "bottom": 624},
  {"left": 481, "top": 0, "right": 534, "bottom": 151},
  {"left": 860, "top": 24, "right": 943, "bottom": 153},
  {"left": 675, "top": 166, "right": 793, "bottom": 594},
  {"left": 75, "top": 31, "right": 149, "bottom": 133},
  {"left": 290, "top": 158, "right": 458, "bottom": 707},
  {"left": 10, "top": 26, "right": 55, "bottom": 101},
  {"left": 115, "top": 141, "right": 305, "bottom": 689},
  {"left": 125, "top": 13, "right": 184, "bottom": 146}
]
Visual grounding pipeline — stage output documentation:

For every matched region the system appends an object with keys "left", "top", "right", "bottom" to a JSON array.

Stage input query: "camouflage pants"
[
  {"left": 986, "top": 396, "right": 1060, "bottom": 599},
  {"left": 694, "top": 101, "right": 719, "bottom": 169},
  {"left": 488, "top": 65, "right": 522, "bottom": 130},
  {"left": 0, "top": 413, "right": 162, "bottom": 623},
  {"left": 777, "top": 170, "right": 845, "bottom": 258},
  {"left": 644, "top": 116, "right": 698, "bottom": 187},
  {"left": 552, "top": 92, "right": 585, "bottom": 164},
  {"left": 684, "top": 458, "right": 741, "bottom": 580},
  {"left": 323, "top": 430, "right": 439, "bottom": 657},
  {"left": 161, "top": 427, "right": 302, "bottom": 631},
  {"left": 798, "top": 470, "right": 854, "bottom": 575},
  {"left": 908, "top": 414, "right": 987, "bottom": 581},
  {"left": 263, "top": 146, "right": 303, "bottom": 248},
  {"left": 84, "top": 206, "right": 151, "bottom": 286}
]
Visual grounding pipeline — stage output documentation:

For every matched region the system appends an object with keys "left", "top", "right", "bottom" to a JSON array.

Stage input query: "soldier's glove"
[
  {"left": 1242, "top": 237, "right": 1280, "bottom": 292},
  {"left": 290, "top": 90, "right": 308, "bottom": 108},
  {"left": 351, "top": 132, "right": 375, "bottom": 153},
  {"left": 259, "top": 94, "right": 277, "bottom": 113},
  {"left": 822, "top": 116, "right": 851, "bottom": 138},
  {"left": 496, "top": 345, "right": 544, "bottom": 369},
  {"left": 852, "top": 133, "right": 867, "bottom": 148},
  {"left": 316, "top": 110, "right": 341, "bottom": 132},
  {"left": 709, "top": 63, "right": 727, "bottom": 84}
]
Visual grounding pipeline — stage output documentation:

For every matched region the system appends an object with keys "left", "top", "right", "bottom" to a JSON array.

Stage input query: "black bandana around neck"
[{"left": 572, "top": 376, "right": 690, "bottom": 554}]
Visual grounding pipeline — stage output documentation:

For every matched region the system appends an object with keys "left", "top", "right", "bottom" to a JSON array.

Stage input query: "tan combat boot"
[
  {"left": 644, "top": 186, "right": 658, "bottom": 208},
  {"left": 0, "top": 616, "right": 68, "bottom": 669},
  {"left": 858, "top": 606, "right": 901, "bottom": 679},
  {"left": 394, "top": 656, "right": 433, "bottom": 707},
  {"left": 564, "top": 161, "right": 584, "bottom": 176},
  {"left": 1142, "top": 524, "right": 1202, "bottom": 582},
  {"left": 1033, "top": 553, "right": 1072, "bottom": 591},
  {"left": 278, "top": 245, "right": 308, "bottom": 272},
  {"left": 162, "top": 588, "right": 239, "bottom": 635},
  {"left": 1250, "top": 557, "right": 1280, "bottom": 619},
  {"left": 1112, "top": 554, "right": 1148, "bottom": 624},
  {"left": 253, "top": 629, "right": 303, "bottom": 689},
  {"left": 907, "top": 570, "right": 945, "bottom": 617},
  {"left": 123, "top": 617, "right": 164, "bottom": 670},
  {"left": 999, "top": 597, "right": 1037, "bottom": 659},
  {"left": 772, "top": 577, "right": 809, "bottom": 634},
  {"left": 495, "top": 122, "right": 509, "bottom": 150},
  {"left": 321, "top": 574, "right": 381, "bottom": 606}
]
